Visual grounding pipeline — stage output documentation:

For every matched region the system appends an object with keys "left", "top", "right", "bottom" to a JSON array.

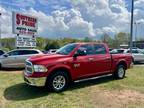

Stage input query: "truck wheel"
[
  {"left": 46, "top": 71, "right": 69, "bottom": 92},
  {"left": 114, "top": 65, "right": 126, "bottom": 79},
  {"left": 0, "top": 64, "right": 2, "bottom": 69}
]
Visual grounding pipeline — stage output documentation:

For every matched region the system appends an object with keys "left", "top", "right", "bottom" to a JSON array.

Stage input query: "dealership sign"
[
  {"left": 16, "top": 36, "right": 36, "bottom": 47},
  {"left": 12, "top": 12, "right": 38, "bottom": 36}
]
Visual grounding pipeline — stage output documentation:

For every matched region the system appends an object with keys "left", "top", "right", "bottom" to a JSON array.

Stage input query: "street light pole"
[
  {"left": 130, "top": 0, "right": 134, "bottom": 53},
  {"left": 134, "top": 22, "right": 137, "bottom": 47}
]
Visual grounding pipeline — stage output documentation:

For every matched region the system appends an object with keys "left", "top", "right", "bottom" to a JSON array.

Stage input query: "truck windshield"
[{"left": 56, "top": 43, "right": 77, "bottom": 55}]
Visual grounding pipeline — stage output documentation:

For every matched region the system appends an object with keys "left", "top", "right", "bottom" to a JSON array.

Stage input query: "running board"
[{"left": 74, "top": 74, "right": 112, "bottom": 83}]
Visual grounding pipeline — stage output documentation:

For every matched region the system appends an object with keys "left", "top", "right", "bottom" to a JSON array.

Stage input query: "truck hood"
[{"left": 28, "top": 54, "right": 67, "bottom": 63}]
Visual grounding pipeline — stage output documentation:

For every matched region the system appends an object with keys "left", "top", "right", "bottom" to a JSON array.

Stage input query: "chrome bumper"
[{"left": 24, "top": 76, "right": 47, "bottom": 87}]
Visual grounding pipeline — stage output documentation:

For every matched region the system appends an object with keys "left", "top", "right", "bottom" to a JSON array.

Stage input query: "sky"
[{"left": 0, "top": 0, "right": 144, "bottom": 39}]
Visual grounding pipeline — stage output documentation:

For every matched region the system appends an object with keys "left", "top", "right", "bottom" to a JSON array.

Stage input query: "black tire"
[
  {"left": 113, "top": 65, "right": 126, "bottom": 79},
  {"left": 46, "top": 71, "right": 69, "bottom": 92},
  {"left": 0, "top": 63, "right": 2, "bottom": 70}
]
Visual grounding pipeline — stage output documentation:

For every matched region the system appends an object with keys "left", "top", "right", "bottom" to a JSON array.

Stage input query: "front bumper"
[
  {"left": 130, "top": 62, "right": 133, "bottom": 68},
  {"left": 24, "top": 76, "right": 47, "bottom": 87}
]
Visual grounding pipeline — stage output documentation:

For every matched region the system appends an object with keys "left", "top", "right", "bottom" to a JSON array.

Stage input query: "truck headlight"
[{"left": 33, "top": 65, "right": 48, "bottom": 72}]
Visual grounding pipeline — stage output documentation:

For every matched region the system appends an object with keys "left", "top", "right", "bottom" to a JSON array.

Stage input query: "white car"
[
  {"left": 124, "top": 49, "right": 144, "bottom": 63},
  {"left": 0, "top": 49, "right": 43, "bottom": 68}
]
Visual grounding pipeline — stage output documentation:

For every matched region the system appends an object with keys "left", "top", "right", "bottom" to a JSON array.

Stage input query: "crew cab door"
[
  {"left": 73, "top": 44, "right": 96, "bottom": 78},
  {"left": 92, "top": 44, "right": 111, "bottom": 74}
]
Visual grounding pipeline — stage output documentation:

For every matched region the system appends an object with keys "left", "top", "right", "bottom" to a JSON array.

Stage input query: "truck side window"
[
  {"left": 78, "top": 44, "right": 94, "bottom": 55},
  {"left": 94, "top": 44, "right": 107, "bottom": 54}
]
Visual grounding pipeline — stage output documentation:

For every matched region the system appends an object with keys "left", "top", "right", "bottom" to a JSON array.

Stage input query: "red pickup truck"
[{"left": 24, "top": 43, "right": 133, "bottom": 92}]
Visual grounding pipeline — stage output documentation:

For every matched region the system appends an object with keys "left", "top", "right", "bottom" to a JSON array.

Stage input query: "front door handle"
[
  {"left": 105, "top": 57, "right": 111, "bottom": 60},
  {"left": 88, "top": 58, "right": 95, "bottom": 61}
]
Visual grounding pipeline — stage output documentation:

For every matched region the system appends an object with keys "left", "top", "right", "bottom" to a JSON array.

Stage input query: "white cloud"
[
  {"left": 135, "top": 0, "right": 144, "bottom": 9},
  {"left": 21, "top": 8, "right": 94, "bottom": 38},
  {"left": 0, "top": 0, "right": 144, "bottom": 39},
  {"left": 71, "top": 0, "right": 130, "bottom": 35},
  {"left": 0, "top": 6, "right": 12, "bottom": 37},
  {"left": 38, "top": 0, "right": 70, "bottom": 10},
  {"left": 13, "top": 0, "right": 36, "bottom": 8},
  {"left": 136, "top": 19, "right": 144, "bottom": 24}
]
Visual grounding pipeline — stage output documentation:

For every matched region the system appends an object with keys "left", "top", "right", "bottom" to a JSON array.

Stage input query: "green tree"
[
  {"left": 84, "top": 37, "right": 93, "bottom": 42},
  {"left": 114, "top": 32, "right": 130, "bottom": 48},
  {"left": 45, "top": 40, "right": 60, "bottom": 51}
]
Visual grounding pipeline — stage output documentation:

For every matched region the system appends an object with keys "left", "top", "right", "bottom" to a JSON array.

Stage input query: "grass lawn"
[{"left": 0, "top": 66, "right": 144, "bottom": 108}]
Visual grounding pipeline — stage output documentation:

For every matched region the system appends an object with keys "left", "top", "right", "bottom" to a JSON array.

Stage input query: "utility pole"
[
  {"left": 0, "top": 13, "right": 1, "bottom": 48},
  {"left": 134, "top": 21, "right": 140, "bottom": 47},
  {"left": 130, "top": 0, "right": 134, "bottom": 53}
]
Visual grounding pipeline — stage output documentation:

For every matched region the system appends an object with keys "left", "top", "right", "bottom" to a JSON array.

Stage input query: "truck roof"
[{"left": 73, "top": 42, "right": 107, "bottom": 46}]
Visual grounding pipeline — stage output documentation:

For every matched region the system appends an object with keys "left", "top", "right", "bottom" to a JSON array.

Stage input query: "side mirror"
[
  {"left": 74, "top": 49, "right": 87, "bottom": 57},
  {"left": 3, "top": 54, "right": 8, "bottom": 57}
]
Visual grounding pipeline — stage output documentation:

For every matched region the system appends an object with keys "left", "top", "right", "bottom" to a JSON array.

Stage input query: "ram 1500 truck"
[{"left": 23, "top": 43, "right": 133, "bottom": 92}]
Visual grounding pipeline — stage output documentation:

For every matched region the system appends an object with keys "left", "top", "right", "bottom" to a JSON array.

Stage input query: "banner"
[
  {"left": 16, "top": 35, "right": 36, "bottom": 47},
  {"left": 12, "top": 12, "right": 38, "bottom": 36}
]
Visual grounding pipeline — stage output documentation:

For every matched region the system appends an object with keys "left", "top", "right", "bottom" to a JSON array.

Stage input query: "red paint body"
[{"left": 25, "top": 43, "right": 133, "bottom": 81}]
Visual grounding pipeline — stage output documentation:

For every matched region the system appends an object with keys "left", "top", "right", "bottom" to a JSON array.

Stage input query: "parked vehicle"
[
  {"left": 0, "top": 49, "right": 43, "bottom": 68},
  {"left": 109, "top": 48, "right": 113, "bottom": 52},
  {"left": 48, "top": 49, "right": 57, "bottom": 54},
  {"left": 128, "top": 47, "right": 140, "bottom": 50},
  {"left": 24, "top": 43, "right": 133, "bottom": 92},
  {"left": 0, "top": 50, "right": 5, "bottom": 56},
  {"left": 124, "top": 49, "right": 144, "bottom": 63},
  {"left": 110, "top": 49, "right": 125, "bottom": 54}
]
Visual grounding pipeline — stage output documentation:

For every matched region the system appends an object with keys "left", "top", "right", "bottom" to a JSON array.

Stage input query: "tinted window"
[
  {"left": 126, "top": 50, "right": 130, "bottom": 53},
  {"left": 127, "top": 50, "right": 139, "bottom": 53},
  {"left": 7, "top": 50, "right": 20, "bottom": 56},
  {"left": 132, "top": 50, "right": 139, "bottom": 53},
  {"left": 94, "top": 44, "right": 107, "bottom": 54},
  {"left": 117, "top": 50, "right": 124, "bottom": 53},
  {"left": 78, "top": 44, "right": 94, "bottom": 55},
  {"left": 21, "top": 50, "right": 39, "bottom": 55},
  {"left": 0, "top": 50, "right": 4, "bottom": 55}
]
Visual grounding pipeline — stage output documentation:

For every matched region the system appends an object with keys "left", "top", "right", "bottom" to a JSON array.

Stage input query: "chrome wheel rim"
[
  {"left": 118, "top": 67, "right": 124, "bottom": 78},
  {"left": 52, "top": 75, "right": 66, "bottom": 90}
]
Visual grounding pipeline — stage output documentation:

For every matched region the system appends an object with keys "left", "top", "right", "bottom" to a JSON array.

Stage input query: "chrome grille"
[{"left": 25, "top": 61, "right": 34, "bottom": 74}]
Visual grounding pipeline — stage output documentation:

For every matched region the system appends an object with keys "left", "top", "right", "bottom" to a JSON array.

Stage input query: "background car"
[
  {"left": 109, "top": 48, "right": 113, "bottom": 52},
  {"left": 110, "top": 49, "right": 125, "bottom": 54},
  {"left": 0, "top": 49, "right": 43, "bottom": 68},
  {"left": 0, "top": 50, "right": 5, "bottom": 56},
  {"left": 124, "top": 49, "right": 144, "bottom": 63},
  {"left": 48, "top": 49, "right": 57, "bottom": 54}
]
